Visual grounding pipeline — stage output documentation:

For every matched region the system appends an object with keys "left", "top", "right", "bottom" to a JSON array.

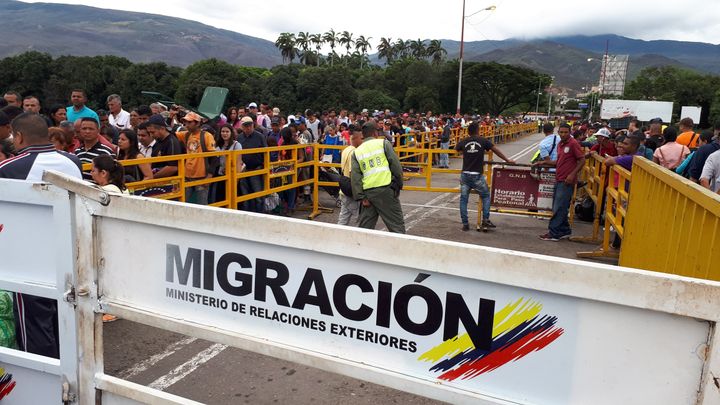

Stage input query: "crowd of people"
[
  {"left": 531, "top": 116, "right": 720, "bottom": 242},
  {"left": 0, "top": 89, "right": 531, "bottom": 213}
]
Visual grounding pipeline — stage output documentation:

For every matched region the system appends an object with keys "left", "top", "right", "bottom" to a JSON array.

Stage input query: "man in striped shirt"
[
  {"left": 0, "top": 112, "right": 82, "bottom": 359},
  {"left": 73, "top": 117, "right": 114, "bottom": 178}
]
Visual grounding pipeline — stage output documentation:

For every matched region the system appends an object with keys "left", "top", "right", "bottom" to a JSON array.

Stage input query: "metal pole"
[
  {"left": 534, "top": 78, "right": 541, "bottom": 115},
  {"left": 456, "top": 0, "right": 466, "bottom": 115}
]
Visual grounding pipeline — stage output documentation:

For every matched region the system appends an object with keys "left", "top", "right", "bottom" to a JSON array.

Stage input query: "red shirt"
[
  {"left": 590, "top": 141, "right": 618, "bottom": 157},
  {"left": 556, "top": 137, "right": 584, "bottom": 183}
]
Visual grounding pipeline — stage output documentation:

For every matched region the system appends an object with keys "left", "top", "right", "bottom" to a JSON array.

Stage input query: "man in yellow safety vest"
[{"left": 350, "top": 121, "right": 406, "bottom": 233}]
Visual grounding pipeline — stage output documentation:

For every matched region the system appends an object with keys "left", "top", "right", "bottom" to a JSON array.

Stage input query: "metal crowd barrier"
[
  {"left": 571, "top": 153, "right": 608, "bottom": 245},
  {"left": 619, "top": 158, "right": 720, "bottom": 280}
]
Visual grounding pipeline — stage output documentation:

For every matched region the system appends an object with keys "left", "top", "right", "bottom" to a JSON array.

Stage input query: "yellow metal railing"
[
  {"left": 571, "top": 153, "right": 608, "bottom": 244},
  {"left": 619, "top": 157, "right": 720, "bottom": 280}
]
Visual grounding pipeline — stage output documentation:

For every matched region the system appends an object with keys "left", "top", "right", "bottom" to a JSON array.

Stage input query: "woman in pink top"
[{"left": 653, "top": 127, "right": 690, "bottom": 170}]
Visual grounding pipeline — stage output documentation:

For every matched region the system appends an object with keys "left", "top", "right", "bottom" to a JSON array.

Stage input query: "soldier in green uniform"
[{"left": 350, "top": 122, "right": 406, "bottom": 233}]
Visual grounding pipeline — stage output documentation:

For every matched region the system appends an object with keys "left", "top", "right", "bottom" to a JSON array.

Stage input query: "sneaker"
[
  {"left": 477, "top": 222, "right": 489, "bottom": 232},
  {"left": 102, "top": 314, "right": 118, "bottom": 323},
  {"left": 558, "top": 234, "right": 571, "bottom": 240},
  {"left": 462, "top": 224, "right": 470, "bottom": 232},
  {"left": 539, "top": 233, "right": 559, "bottom": 241},
  {"left": 483, "top": 219, "right": 497, "bottom": 228}
]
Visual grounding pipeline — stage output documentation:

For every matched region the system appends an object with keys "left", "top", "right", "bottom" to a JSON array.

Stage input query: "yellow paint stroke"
[{"left": 418, "top": 298, "right": 543, "bottom": 363}]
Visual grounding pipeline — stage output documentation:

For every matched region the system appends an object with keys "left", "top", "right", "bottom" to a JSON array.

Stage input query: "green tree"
[
  {"left": 377, "top": 37, "right": 395, "bottom": 65},
  {"left": 393, "top": 39, "right": 409, "bottom": 60},
  {"left": 404, "top": 86, "right": 439, "bottom": 112},
  {"left": 275, "top": 33, "right": 298, "bottom": 64},
  {"left": 357, "top": 89, "right": 400, "bottom": 112},
  {"left": 43, "top": 55, "right": 132, "bottom": 108},
  {"left": 426, "top": 40, "right": 447, "bottom": 66},
  {"left": 110, "top": 62, "right": 181, "bottom": 108},
  {"left": 462, "top": 62, "right": 547, "bottom": 115},
  {"left": 309, "top": 33, "right": 324, "bottom": 67},
  {"left": 296, "top": 32, "right": 312, "bottom": 65},
  {"left": 296, "top": 66, "right": 358, "bottom": 112},
  {"left": 339, "top": 31, "right": 354, "bottom": 59},
  {"left": 175, "top": 59, "right": 247, "bottom": 107},
  {"left": 354, "top": 35, "right": 372, "bottom": 69},
  {"left": 323, "top": 29, "right": 338, "bottom": 66},
  {"left": 409, "top": 39, "right": 426, "bottom": 59},
  {"left": 625, "top": 66, "right": 719, "bottom": 125},
  {"left": 0, "top": 52, "right": 54, "bottom": 101}
]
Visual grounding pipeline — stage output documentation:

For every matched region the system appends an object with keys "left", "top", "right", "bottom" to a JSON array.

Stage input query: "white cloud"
[{"left": 22, "top": 0, "right": 720, "bottom": 49}]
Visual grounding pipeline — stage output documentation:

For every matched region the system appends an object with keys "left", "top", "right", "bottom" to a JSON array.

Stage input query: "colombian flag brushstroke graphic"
[{"left": 419, "top": 298, "right": 564, "bottom": 381}]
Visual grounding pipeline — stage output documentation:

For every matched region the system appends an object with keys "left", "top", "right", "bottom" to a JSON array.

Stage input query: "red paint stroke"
[
  {"left": 438, "top": 326, "right": 564, "bottom": 381},
  {"left": 0, "top": 224, "right": 4, "bottom": 233},
  {"left": 0, "top": 380, "right": 16, "bottom": 399}
]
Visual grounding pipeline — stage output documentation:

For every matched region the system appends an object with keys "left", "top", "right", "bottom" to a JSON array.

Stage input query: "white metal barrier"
[{"left": 1, "top": 171, "right": 720, "bottom": 404}]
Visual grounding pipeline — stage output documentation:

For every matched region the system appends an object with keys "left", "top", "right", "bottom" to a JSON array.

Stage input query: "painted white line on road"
[
  {"left": 508, "top": 140, "right": 542, "bottom": 161},
  {"left": 118, "top": 336, "right": 197, "bottom": 380},
  {"left": 401, "top": 202, "right": 548, "bottom": 219},
  {"left": 405, "top": 194, "right": 461, "bottom": 232},
  {"left": 148, "top": 343, "right": 227, "bottom": 391}
]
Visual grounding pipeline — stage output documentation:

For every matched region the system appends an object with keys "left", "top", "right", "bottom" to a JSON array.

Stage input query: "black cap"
[
  {"left": 649, "top": 117, "right": 663, "bottom": 124},
  {"left": 147, "top": 114, "right": 167, "bottom": 127},
  {"left": 270, "top": 117, "right": 280, "bottom": 125}
]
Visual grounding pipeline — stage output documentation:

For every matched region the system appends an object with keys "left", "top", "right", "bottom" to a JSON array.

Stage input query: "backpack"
[
  {"left": 178, "top": 130, "right": 219, "bottom": 177},
  {"left": 574, "top": 195, "right": 595, "bottom": 222}
]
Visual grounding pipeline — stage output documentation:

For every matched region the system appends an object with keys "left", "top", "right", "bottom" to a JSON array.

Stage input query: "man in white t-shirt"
[{"left": 107, "top": 94, "right": 131, "bottom": 130}]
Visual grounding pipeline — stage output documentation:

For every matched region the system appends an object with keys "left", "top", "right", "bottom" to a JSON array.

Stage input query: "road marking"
[
  {"left": 148, "top": 343, "right": 227, "bottom": 391},
  {"left": 118, "top": 337, "right": 197, "bottom": 380},
  {"left": 405, "top": 194, "right": 461, "bottom": 232},
  {"left": 402, "top": 202, "right": 547, "bottom": 219},
  {"left": 508, "top": 139, "right": 542, "bottom": 161}
]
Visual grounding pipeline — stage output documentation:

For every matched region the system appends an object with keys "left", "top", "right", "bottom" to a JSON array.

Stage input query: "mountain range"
[{"left": 2, "top": 0, "right": 719, "bottom": 92}]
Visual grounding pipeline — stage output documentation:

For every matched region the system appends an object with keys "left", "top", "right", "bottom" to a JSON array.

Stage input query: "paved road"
[{"left": 104, "top": 132, "right": 601, "bottom": 403}]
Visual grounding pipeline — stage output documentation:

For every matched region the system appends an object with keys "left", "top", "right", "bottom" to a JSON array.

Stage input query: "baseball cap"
[
  {"left": 595, "top": 128, "right": 611, "bottom": 138},
  {"left": 183, "top": 111, "right": 202, "bottom": 122},
  {"left": 294, "top": 116, "right": 306, "bottom": 125},
  {"left": 147, "top": 114, "right": 167, "bottom": 126},
  {"left": 649, "top": 117, "right": 663, "bottom": 124},
  {"left": 591, "top": 122, "right": 603, "bottom": 130},
  {"left": 240, "top": 116, "right": 254, "bottom": 126},
  {"left": 270, "top": 117, "right": 280, "bottom": 125},
  {"left": 247, "top": 102, "right": 258, "bottom": 109}
]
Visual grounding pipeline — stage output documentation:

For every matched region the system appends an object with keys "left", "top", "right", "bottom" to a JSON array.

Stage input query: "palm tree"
[
  {"left": 409, "top": 38, "right": 426, "bottom": 59},
  {"left": 274, "top": 32, "right": 298, "bottom": 64},
  {"left": 377, "top": 37, "right": 394, "bottom": 64},
  {"left": 323, "top": 29, "right": 338, "bottom": 66},
  {"left": 309, "top": 33, "right": 324, "bottom": 67},
  {"left": 393, "top": 38, "right": 408, "bottom": 60},
  {"left": 426, "top": 39, "right": 447, "bottom": 65},
  {"left": 339, "top": 31, "right": 355, "bottom": 59},
  {"left": 355, "top": 35, "right": 372, "bottom": 69},
  {"left": 296, "top": 32, "right": 311, "bottom": 65}
]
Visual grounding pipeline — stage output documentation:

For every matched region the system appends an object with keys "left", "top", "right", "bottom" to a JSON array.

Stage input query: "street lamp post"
[
  {"left": 456, "top": 3, "right": 496, "bottom": 115},
  {"left": 534, "top": 77, "right": 542, "bottom": 115}
]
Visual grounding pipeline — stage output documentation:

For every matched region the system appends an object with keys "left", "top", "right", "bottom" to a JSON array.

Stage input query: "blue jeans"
[
  {"left": 460, "top": 173, "right": 490, "bottom": 225},
  {"left": 239, "top": 174, "right": 264, "bottom": 213},
  {"left": 439, "top": 141, "right": 450, "bottom": 167},
  {"left": 548, "top": 182, "right": 574, "bottom": 238}
]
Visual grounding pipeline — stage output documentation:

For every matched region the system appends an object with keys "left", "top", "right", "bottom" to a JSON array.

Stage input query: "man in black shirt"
[
  {"left": 238, "top": 116, "right": 268, "bottom": 212},
  {"left": 144, "top": 118, "right": 184, "bottom": 178},
  {"left": 456, "top": 121, "right": 515, "bottom": 232}
]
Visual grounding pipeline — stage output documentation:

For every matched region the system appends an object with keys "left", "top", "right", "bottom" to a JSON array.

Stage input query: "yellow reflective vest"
[{"left": 354, "top": 138, "right": 391, "bottom": 189}]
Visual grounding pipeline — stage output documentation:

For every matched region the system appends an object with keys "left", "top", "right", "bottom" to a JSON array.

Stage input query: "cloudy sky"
[{"left": 25, "top": 0, "right": 720, "bottom": 47}]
